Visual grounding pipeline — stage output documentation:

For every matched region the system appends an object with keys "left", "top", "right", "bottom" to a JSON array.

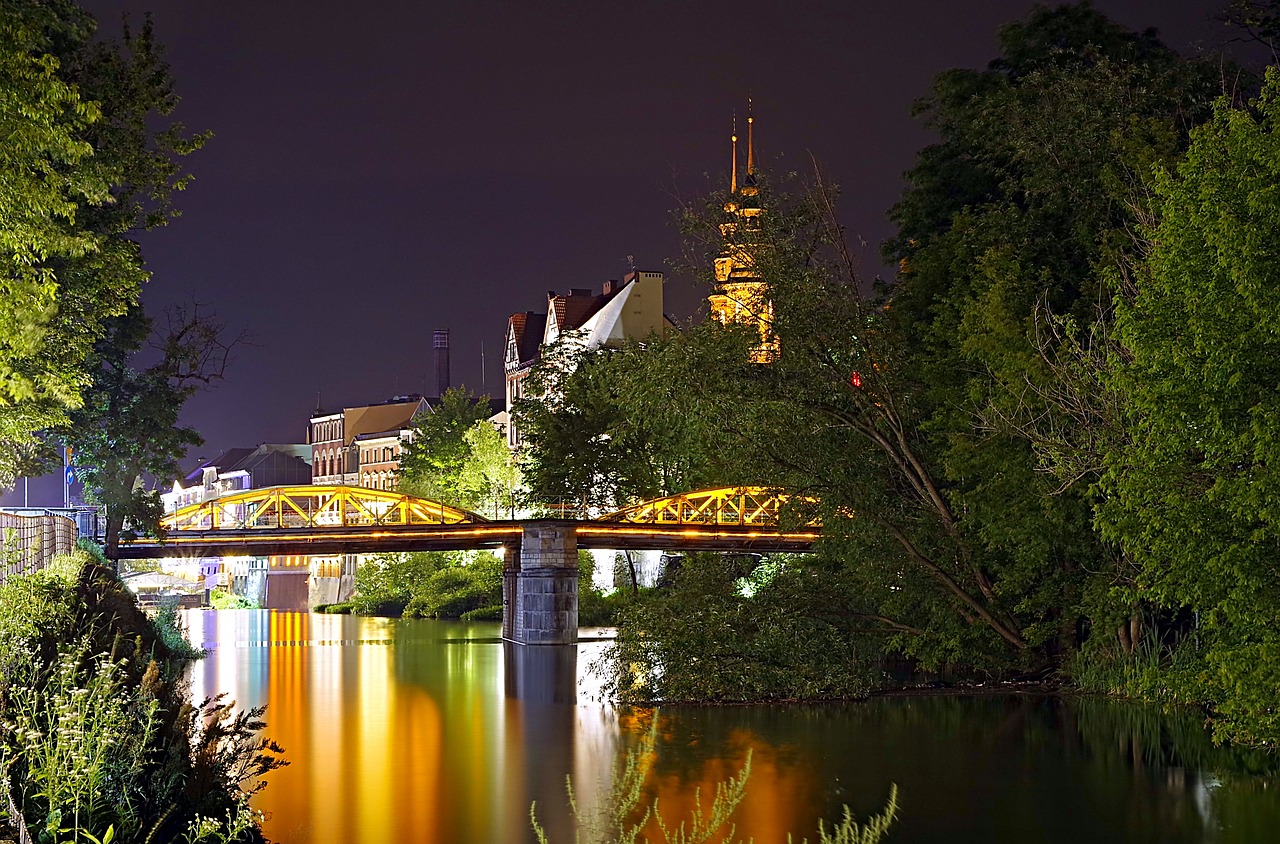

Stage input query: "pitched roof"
[
  {"left": 342, "top": 398, "right": 425, "bottom": 444},
  {"left": 181, "top": 444, "right": 311, "bottom": 485},
  {"left": 508, "top": 310, "right": 546, "bottom": 368},
  {"left": 548, "top": 289, "right": 611, "bottom": 339}
]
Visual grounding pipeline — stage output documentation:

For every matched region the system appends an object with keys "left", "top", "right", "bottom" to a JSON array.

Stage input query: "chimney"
[{"left": 433, "top": 330, "right": 450, "bottom": 397}]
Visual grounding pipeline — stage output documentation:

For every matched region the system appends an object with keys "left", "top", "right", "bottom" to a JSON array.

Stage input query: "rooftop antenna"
[
  {"left": 481, "top": 340, "right": 486, "bottom": 393},
  {"left": 627, "top": 254, "right": 636, "bottom": 271},
  {"left": 747, "top": 96, "right": 755, "bottom": 177}
]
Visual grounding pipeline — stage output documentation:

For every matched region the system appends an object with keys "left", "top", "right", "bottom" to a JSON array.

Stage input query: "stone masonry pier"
[{"left": 503, "top": 521, "right": 579, "bottom": 645}]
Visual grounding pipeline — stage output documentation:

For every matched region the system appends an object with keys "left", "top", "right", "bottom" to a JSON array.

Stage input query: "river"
[{"left": 185, "top": 610, "right": 1280, "bottom": 844}]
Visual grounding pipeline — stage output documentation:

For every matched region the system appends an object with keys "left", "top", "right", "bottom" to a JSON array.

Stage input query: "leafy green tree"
[
  {"left": 350, "top": 549, "right": 502, "bottom": 618},
  {"left": 398, "top": 387, "right": 494, "bottom": 507},
  {"left": 65, "top": 302, "right": 235, "bottom": 559},
  {"left": 0, "top": 1, "right": 207, "bottom": 489},
  {"left": 1099, "top": 71, "right": 1280, "bottom": 745},
  {"left": 606, "top": 553, "right": 881, "bottom": 703},
  {"left": 459, "top": 417, "right": 519, "bottom": 518},
  {"left": 881, "top": 2, "right": 1235, "bottom": 659},
  {"left": 515, "top": 326, "right": 756, "bottom": 514}
]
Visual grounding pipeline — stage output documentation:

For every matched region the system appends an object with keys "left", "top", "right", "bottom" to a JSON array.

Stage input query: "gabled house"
[{"left": 504, "top": 270, "right": 675, "bottom": 449}]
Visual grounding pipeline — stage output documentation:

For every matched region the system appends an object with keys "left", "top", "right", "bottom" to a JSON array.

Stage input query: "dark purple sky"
[{"left": 3, "top": 0, "right": 1264, "bottom": 506}]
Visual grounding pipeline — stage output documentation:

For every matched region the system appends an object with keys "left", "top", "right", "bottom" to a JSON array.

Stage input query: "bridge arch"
[
  {"left": 161, "top": 485, "right": 488, "bottom": 532},
  {"left": 596, "top": 486, "right": 820, "bottom": 528}
]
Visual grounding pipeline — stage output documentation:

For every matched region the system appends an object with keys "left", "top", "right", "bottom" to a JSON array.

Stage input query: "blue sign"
[{"left": 65, "top": 467, "right": 75, "bottom": 485}]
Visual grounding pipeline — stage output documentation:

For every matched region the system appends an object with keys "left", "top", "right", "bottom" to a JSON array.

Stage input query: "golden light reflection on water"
[
  {"left": 185, "top": 611, "right": 827, "bottom": 844},
  {"left": 181, "top": 610, "right": 1279, "bottom": 844}
]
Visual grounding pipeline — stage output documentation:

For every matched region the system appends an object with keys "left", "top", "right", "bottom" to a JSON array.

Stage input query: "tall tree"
[
  {"left": 881, "top": 2, "right": 1235, "bottom": 657},
  {"left": 398, "top": 387, "right": 494, "bottom": 508},
  {"left": 65, "top": 302, "right": 235, "bottom": 558},
  {"left": 0, "top": 1, "right": 206, "bottom": 488},
  {"left": 1100, "top": 71, "right": 1280, "bottom": 745}
]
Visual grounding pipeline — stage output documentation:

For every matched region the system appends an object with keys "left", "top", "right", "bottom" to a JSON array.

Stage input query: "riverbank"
[{"left": 0, "top": 548, "right": 284, "bottom": 843}]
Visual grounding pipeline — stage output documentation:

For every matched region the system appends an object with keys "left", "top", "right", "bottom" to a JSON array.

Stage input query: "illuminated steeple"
[{"left": 708, "top": 99, "right": 776, "bottom": 364}]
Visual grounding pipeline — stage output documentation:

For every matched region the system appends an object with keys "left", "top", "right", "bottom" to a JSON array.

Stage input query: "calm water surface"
[{"left": 186, "top": 610, "right": 1280, "bottom": 844}]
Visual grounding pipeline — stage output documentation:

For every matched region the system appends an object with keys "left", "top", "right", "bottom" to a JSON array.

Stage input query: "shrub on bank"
[
  {"left": 603, "top": 553, "right": 882, "bottom": 703},
  {"left": 348, "top": 550, "right": 503, "bottom": 619},
  {"left": 0, "top": 550, "right": 285, "bottom": 843},
  {"left": 210, "top": 590, "right": 260, "bottom": 611}
]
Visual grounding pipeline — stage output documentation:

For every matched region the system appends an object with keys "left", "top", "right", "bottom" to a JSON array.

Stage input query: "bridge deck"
[{"left": 116, "top": 519, "right": 818, "bottom": 558}]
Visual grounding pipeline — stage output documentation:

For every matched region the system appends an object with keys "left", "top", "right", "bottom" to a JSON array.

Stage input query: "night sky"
[{"left": 3, "top": 0, "right": 1265, "bottom": 506}]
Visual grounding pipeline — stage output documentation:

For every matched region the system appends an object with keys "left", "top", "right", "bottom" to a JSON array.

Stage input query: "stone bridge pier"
[{"left": 503, "top": 521, "right": 578, "bottom": 645}]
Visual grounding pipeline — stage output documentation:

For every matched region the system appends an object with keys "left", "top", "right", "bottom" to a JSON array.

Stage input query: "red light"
[{"left": 849, "top": 371, "right": 863, "bottom": 388}]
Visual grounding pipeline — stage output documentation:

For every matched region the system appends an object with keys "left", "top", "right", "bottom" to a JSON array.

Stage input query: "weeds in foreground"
[
  {"left": 0, "top": 554, "right": 286, "bottom": 843},
  {"left": 531, "top": 716, "right": 899, "bottom": 844}
]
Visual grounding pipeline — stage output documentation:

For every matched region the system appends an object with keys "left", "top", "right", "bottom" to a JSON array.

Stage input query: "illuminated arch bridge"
[
  {"left": 121, "top": 485, "right": 820, "bottom": 558},
  {"left": 123, "top": 485, "right": 821, "bottom": 646},
  {"left": 161, "top": 485, "right": 486, "bottom": 532}
]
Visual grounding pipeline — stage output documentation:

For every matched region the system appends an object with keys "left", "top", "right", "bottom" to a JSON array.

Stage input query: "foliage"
[
  {"left": 0, "top": 1, "right": 207, "bottom": 489},
  {"left": 398, "top": 388, "right": 498, "bottom": 509},
  {"left": 515, "top": 326, "right": 757, "bottom": 515},
  {"left": 209, "top": 591, "right": 257, "bottom": 611},
  {"left": 0, "top": 556, "right": 283, "bottom": 842},
  {"left": 1066, "top": 636, "right": 1202, "bottom": 705},
  {"left": 350, "top": 550, "right": 502, "bottom": 619},
  {"left": 879, "top": 2, "right": 1239, "bottom": 666},
  {"left": 458, "top": 416, "right": 519, "bottom": 518},
  {"left": 65, "top": 302, "right": 236, "bottom": 559},
  {"left": 1097, "top": 69, "right": 1280, "bottom": 746},
  {"left": 531, "top": 715, "right": 899, "bottom": 844},
  {"left": 153, "top": 599, "right": 206, "bottom": 659},
  {"left": 603, "top": 554, "right": 879, "bottom": 703}
]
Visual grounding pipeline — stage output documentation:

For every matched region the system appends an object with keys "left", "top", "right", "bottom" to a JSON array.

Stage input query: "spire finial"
[
  {"left": 747, "top": 96, "right": 755, "bottom": 176},
  {"left": 730, "top": 112, "right": 739, "bottom": 194}
]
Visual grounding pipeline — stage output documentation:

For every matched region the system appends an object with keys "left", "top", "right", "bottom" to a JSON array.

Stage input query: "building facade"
[
  {"left": 504, "top": 270, "right": 674, "bottom": 449},
  {"left": 308, "top": 396, "right": 430, "bottom": 487}
]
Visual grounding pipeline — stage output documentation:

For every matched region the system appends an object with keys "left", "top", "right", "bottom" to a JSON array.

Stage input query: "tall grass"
[{"left": 0, "top": 551, "right": 285, "bottom": 843}]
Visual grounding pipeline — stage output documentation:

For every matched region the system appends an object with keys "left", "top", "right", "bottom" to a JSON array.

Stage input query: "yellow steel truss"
[
  {"left": 597, "top": 487, "right": 819, "bottom": 527},
  {"left": 161, "top": 485, "right": 487, "bottom": 532}
]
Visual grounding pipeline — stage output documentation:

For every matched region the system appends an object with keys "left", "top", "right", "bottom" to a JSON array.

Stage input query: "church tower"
[{"left": 708, "top": 99, "right": 777, "bottom": 363}]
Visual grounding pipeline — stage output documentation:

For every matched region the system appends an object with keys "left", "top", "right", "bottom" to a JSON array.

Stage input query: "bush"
[
  {"left": 404, "top": 553, "right": 502, "bottom": 618},
  {"left": 0, "top": 557, "right": 285, "bottom": 842},
  {"left": 211, "top": 590, "right": 259, "bottom": 610},
  {"left": 350, "top": 550, "right": 502, "bottom": 619},
  {"left": 154, "top": 599, "right": 207, "bottom": 659},
  {"left": 602, "top": 553, "right": 881, "bottom": 703}
]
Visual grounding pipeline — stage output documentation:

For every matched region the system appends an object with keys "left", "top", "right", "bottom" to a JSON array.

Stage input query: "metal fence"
[{"left": 0, "top": 510, "right": 79, "bottom": 582}]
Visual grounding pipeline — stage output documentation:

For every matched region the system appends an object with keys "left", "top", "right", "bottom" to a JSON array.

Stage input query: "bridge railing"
[
  {"left": 162, "top": 486, "right": 488, "bottom": 532},
  {"left": 0, "top": 510, "right": 78, "bottom": 582}
]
